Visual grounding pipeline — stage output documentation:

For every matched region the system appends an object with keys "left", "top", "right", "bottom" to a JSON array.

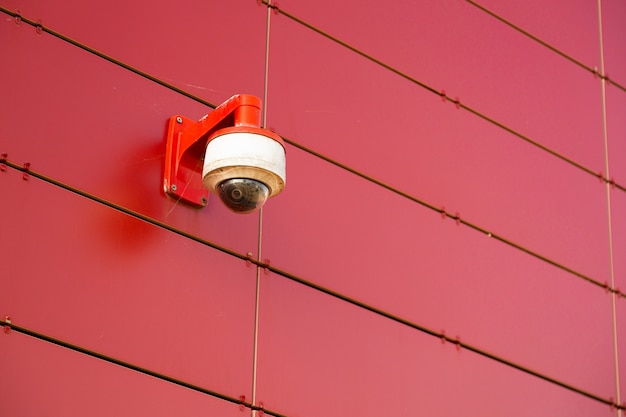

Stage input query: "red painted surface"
[
  {"left": 472, "top": 0, "right": 600, "bottom": 68},
  {"left": 601, "top": 0, "right": 626, "bottom": 86},
  {"left": 263, "top": 145, "right": 615, "bottom": 396},
  {"left": 0, "top": 17, "right": 261, "bottom": 256},
  {"left": 264, "top": 10, "right": 610, "bottom": 283},
  {"left": 0, "top": 331, "right": 248, "bottom": 417},
  {"left": 615, "top": 190, "right": 626, "bottom": 404},
  {"left": 0, "top": 168, "right": 257, "bottom": 400},
  {"left": 0, "top": 0, "right": 267, "bottom": 105},
  {"left": 268, "top": 0, "right": 606, "bottom": 171},
  {"left": 0, "top": 0, "right": 624, "bottom": 415},
  {"left": 256, "top": 275, "right": 614, "bottom": 417},
  {"left": 606, "top": 87, "right": 626, "bottom": 186}
]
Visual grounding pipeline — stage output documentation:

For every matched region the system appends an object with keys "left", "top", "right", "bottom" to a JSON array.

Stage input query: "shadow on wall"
[{"left": 92, "top": 125, "right": 171, "bottom": 257}]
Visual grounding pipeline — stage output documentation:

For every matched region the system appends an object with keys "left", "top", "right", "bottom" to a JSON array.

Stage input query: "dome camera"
[
  {"left": 163, "top": 94, "right": 286, "bottom": 212},
  {"left": 202, "top": 127, "right": 286, "bottom": 214}
]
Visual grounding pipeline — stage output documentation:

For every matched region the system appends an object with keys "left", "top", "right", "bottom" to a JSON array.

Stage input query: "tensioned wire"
[{"left": 0, "top": 4, "right": 624, "bottom": 412}]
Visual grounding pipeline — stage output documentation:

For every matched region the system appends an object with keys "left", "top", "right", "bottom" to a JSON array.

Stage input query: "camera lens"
[{"left": 217, "top": 178, "right": 269, "bottom": 213}]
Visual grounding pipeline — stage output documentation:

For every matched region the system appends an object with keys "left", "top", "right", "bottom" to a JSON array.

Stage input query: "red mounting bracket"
[{"left": 163, "top": 94, "right": 267, "bottom": 208}]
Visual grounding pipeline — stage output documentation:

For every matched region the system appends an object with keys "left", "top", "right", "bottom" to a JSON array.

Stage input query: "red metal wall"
[{"left": 1, "top": 1, "right": 625, "bottom": 415}]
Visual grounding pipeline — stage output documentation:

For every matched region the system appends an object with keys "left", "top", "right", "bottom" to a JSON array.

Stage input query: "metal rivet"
[
  {"left": 201, "top": 197, "right": 207, "bottom": 205},
  {"left": 171, "top": 184, "right": 177, "bottom": 191},
  {"left": 176, "top": 117, "right": 183, "bottom": 124}
]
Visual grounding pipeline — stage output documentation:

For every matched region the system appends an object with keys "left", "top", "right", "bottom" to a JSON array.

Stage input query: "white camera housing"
[{"left": 203, "top": 127, "right": 286, "bottom": 213}]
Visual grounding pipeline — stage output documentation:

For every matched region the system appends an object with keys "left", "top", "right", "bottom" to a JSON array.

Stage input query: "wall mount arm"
[{"left": 163, "top": 94, "right": 269, "bottom": 208}]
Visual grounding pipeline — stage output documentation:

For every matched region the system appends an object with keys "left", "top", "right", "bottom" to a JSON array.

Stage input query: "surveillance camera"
[
  {"left": 202, "top": 127, "right": 286, "bottom": 214},
  {"left": 163, "top": 94, "right": 286, "bottom": 211}
]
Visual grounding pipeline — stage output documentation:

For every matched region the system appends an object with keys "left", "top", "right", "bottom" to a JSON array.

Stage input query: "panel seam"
[
  {"left": 251, "top": 2, "right": 274, "bottom": 415},
  {"left": 597, "top": 0, "right": 622, "bottom": 412}
]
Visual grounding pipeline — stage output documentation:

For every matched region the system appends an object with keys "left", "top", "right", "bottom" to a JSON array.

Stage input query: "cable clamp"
[
  {"left": 23, "top": 162, "right": 31, "bottom": 180},
  {"left": 4, "top": 316, "right": 11, "bottom": 334}
]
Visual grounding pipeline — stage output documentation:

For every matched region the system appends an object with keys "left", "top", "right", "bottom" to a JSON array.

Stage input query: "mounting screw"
[
  {"left": 176, "top": 116, "right": 183, "bottom": 124},
  {"left": 171, "top": 184, "right": 177, "bottom": 191},
  {"left": 201, "top": 197, "right": 207, "bottom": 206}
]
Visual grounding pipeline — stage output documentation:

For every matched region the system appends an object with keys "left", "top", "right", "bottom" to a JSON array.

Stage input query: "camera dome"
[
  {"left": 202, "top": 128, "right": 286, "bottom": 205},
  {"left": 217, "top": 178, "right": 269, "bottom": 214}
]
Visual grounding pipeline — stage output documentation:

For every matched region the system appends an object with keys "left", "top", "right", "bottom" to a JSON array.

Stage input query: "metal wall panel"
[
  {"left": 1, "top": 0, "right": 624, "bottom": 414},
  {"left": 264, "top": 12, "right": 610, "bottom": 284},
  {"left": 606, "top": 87, "right": 626, "bottom": 186},
  {"left": 266, "top": 0, "right": 606, "bottom": 171},
  {"left": 612, "top": 190, "right": 626, "bottom": 297},
  {"left": 0, "top": 17, "right": 261, "bottom": 256},
  {"left": 612, "top": 186, "right": 626, "bottom": 407},
  {"left": 262, "top": 144, "right": 615, "bottom": 396},
  {"left": 618, "top": 297, "right": 626, "bottom": 404},
  {"left": 0, "top": 0, "right": 267, "bottom": 105},
  {"left": 467, "top": 0, "right": 600, "bottom": 67},
  {"left": 601, "top": 0, "right": 626, "bottom": 86},
  {"left": 0, "top": 167, "right": 257, "bottom": 400},
  {"left": 0, "top": 331, "right": 245, "bottom": 417},
  {"left": 255, "top": 275, "right": 616, "bottom": 417}
]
